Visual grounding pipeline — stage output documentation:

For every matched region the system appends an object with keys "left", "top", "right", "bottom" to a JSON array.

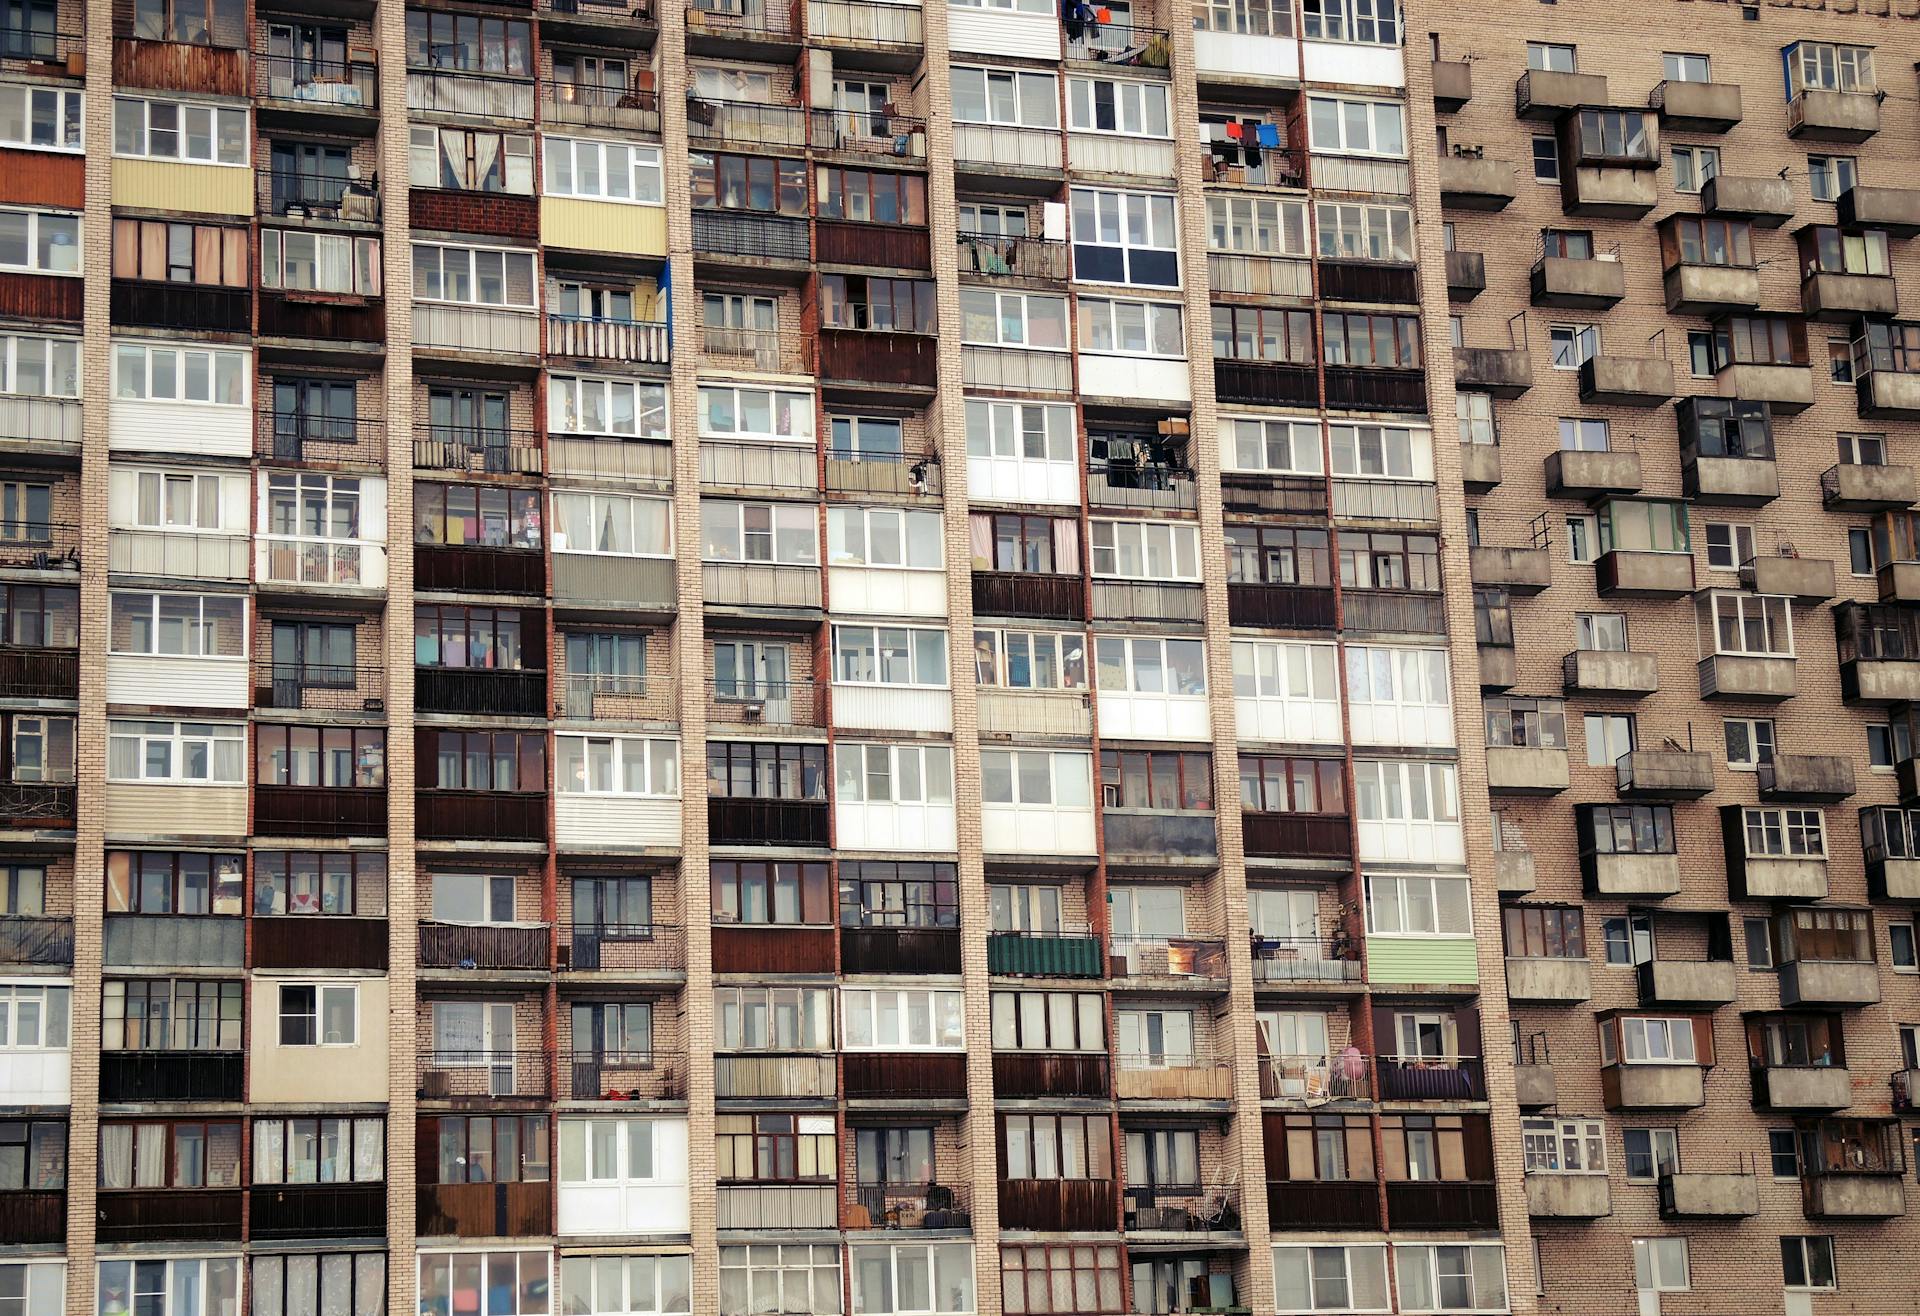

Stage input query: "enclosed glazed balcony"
[
  {"left": 1579, "top": 803, "right": 1681, "bottom": 897},
  {"left": 1836, "top": 602, "right": 1920, "bottom": 703},
  {"left": 1851, "top": 322, "right": 1920, "bottom": 419},
  {"left": 1772, "top": 907, "right": 1879, "bottom": 1006},
  {"left": 1863, "top": 806, "right": 1920, "bottom": 900},
  {"left": 1798, "top": 226, "right": 1898, "bottom": 320},
  {"left": 1798, "top": 1120, "right": 1906, "bottom": 1219}
]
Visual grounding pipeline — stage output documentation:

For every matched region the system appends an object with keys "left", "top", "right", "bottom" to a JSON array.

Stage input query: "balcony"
[
  {"left": 1664, "top": 262, "right": 1762, "bottom": 314},
  {"left": 419, "top": 922, "right": 550, "bottom": 973},
  {"left": 844, "top": 1052, "right": 967, "bottom": 1102},
  {"left": 1757, "top": 755, "right": 1854, "bottom": 803},
  {"left": 716, "top": 1184, "right": 837, "bottom": 1230},
  {"left": 1687, "top": 450, "right": 1778, "bottom": 506},
  {"left": 999, "top": 1179, "right": 1114, "bottom": 1232},
  {"left": 0, "top": 782, "right": 73, "bottom": 831},
  {"left": 972, "top": 570, "right": 1083, "bottom": 622},
  {"left": 1495, "top": 847, "right": 1536, "bottom": 895},
  {"left": 419, "top": 1181, "right": 553, "bottom": 1237},
  {"left": 1659, "top": 1169, "right": 1759, "bottom": 1218},
  {"left": 1323, "top": 366, "right": 1427, "bottom": 414},
  {"left": 1515, "top": 67, "right": 1608, "bottom": 118},
  {"left": 560, "top": 921, "right": 685, "bottom": 976},
  {"left": 560, "top": 554, "right": 678, "bottom": 616},
  {"left": 100, "top": 1050, "right": 243, "bottom": 1103},
  {"left": 97, "top": 1189, "right": 243, "bottom": 1244},
  {"left": 1377, "top": 1056, "right": 1485, "bottom": 1102},
  {"left": 1596, "top": 549, "right": 1695, "bottom": 599},
  {"left": 959, "top": 232, "right": 1066, "bottom": 282},
  {"left": 0, "top": 646, "right": 74, "bottom": 702},
  {"left": 1840, "top": 185, "right": 1920, "bottom": 236},
  {"left": 0, "top": 915, "right": 70, "bottom": 967},
  {"left": 1698, "top": 652, "right": 1796, "bottom": 702},
  {"left": 1460, "top": 443, "right": 1500, "bottom": 491},
  {"left": 1805, "top": 275, "right": 1897, "bottom": 324},
  {"left": 1487, "top": 747, "right": 1569, "bottom": 796},
  {"left": 417, "top": 790, "right": 547, "bottom": 844},
  {"left": 1514, "top": 1063, "right": 1555, "bottom": 1108},
  {"left": 111, "top": 281, "right": 250, "bottom": 336},
  {"left": 1544, "top": 449, "right": 1641, "bottom": 499},
  {"left": 548, "top": 315, "right": 669, "bottom": 365},
  {"left": 1433, "top": 58, "right": 1471, "bottom": 111},
  {"left": 1603, "top": 1062, "right": 1705, "bottom": 1110},
  {"left": 1616, "top": 751, "right": 1713, "bottom": 799},
  {"left": 259, "top": 291, "right": 385, "bottom": 346},
  {"left": 1788, "top": 89, "right": 1879, "bottom": 142},
  {"left": 255, "top": 784, "right": 387, "bottom": 839},
  {"left": 1702, "top": 174, "right": 1795, "bottom": 227},
  {"left": 103, "top": 914, "right": 243, "bottom": 971},
  {"left": 964, "top": 344, "right": 1072, "bottom": 394},
  {"left": 1524, "top": 1174, "right": 1608, "bottom": 1219},
  {"left": 1633, "top": 952, "right": 1736, "bottom": 1006},
  {"left": 1242, "top": 811, "right": 1351, "bottom": 864},
  {"left": 1530, "top": 254, "right": 1625, "bottom": 309},
  {"left": 1751, "top": 1064, "right": 1852, "bottom": 1111},
  {"left": 693, "top": 210, "right": 810, "bottom": 265},
  {"left": 714, "top": 1053, "right": 836, "bottom": 1099},
  {"left": 416, "top": 544, "right": 544, "bottom": 595},
  {"left": 1088, "top": 463, "right": 1196, "bottom": 514},
  {"left": 1803, "top": 1173, "right": 1906, "bottom": 1218},
  {"left": 844, "top": 1182, "right": 971, "bottom": 1234},
  {"left": 542, "top": 82, "right": 660, "bottom": 134},
  {"left": 1584, "top": 850, "right": 1681, "bottom": 899},
  {"left": 953, "top": 123, "right": 1063, "bottom": 185},
  {"left": 1123, "top": 1182, "right": 1241, "bottom": 1237},
  {"left": 818, "top": 220, "right": 930, "bottom": 271},
  {"left": 1213, "top": 358, "right": 1317, "bottom": 408},
  {"left": 253, "top": 916, "right": 388, "bottom": 972},
  {"left": 713, "top": 923, "right": 835, "bottom": 974},
  {"left": 414, "top": 430, "right": 543, "bottom": 478},
  {"left": 562, "top": 1048, "right": 687, "bottom": 1103},
  {"left": 1109, "top": 935, "right": 1228, "bottom": 988},
  {"left": 1823, "top": 462, "right": 1916, "bottom": 510},
  {"left": 416, "top": 1048, "right": 554, "bottom": 1103},
  {"left": 808, "top": 0, "right": 923, "bottom": 61},
  {"left": 1579, "top": 355, "right": 1675, "bottom": 407},
  {"left": 993, "top": 1050, "right": 1109, "bottom": 1098},
  {"left": 1452, "top": 345, "right": 1531, "bottom": 397},
  {"left": 708, "top": 798, "right": 830, "bottom": 848},
  {"left": 1268, "top": 1179, "right": 1379, "bottom": 1231},
  {"left": 1446, "top": 250, "right": 1485, "bottom": 301},
  {"left": 251, "top": 1182, "right": 386, "bottom": 1240},
  {"left": 417, "top": 667, "right": 547, "bottom": 718},
  {"left": 840, "top": 926, "right": 961, "bottom": 976},
  {"left": 1505, "top": 956, "right": 1590, "bottom": 1004},
  {"left": 1436, "top": 154, "right": 1516, "bottom": 211},
  {"left": 0, "top": 395, "right": 80, "bottom": 456},
  {"left": 820, "top": 327, "right": 938, "bottom": 390},
  {"left": 0, "top": 1190, "right": 63, "bottom": 1246},
  {"left": 1651, "top": 79, "right": 1741, "bottom": 132},
  {"left": 702, "top": 562, "right": 820, "bottom": 613},
  {"left": 1560, "top": 166, "right": 1657, "bottom": 219},
  {"left": 988, "top": 929, "right": 1103, "bottom": 978},
  {"left": 1778, "top": 958, "right": 1880, "bottom": 1007}
]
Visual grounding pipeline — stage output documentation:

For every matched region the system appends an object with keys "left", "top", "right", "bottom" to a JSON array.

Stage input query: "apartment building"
[
  {"left": 0, "top": 0, "right": 1532, "bottom": 1314},
  {"left": 1433, "top": 0, "right": 1920, "bottom": 1306}
]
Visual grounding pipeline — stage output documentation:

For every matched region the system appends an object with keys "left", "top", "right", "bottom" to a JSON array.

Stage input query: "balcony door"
[
  {"left": 272, "top": 376, "right": 356, "bottom": 457},
  {"left": 1256, "top": 1009, "right": 1330, "bottom": 1098},
  {"left": 432, "top": 1000, "right": 515, "bottom": 1095},
  {"left": 713, "top": 641, "right": 792, "bottom": 724},
  {"left": 2, "top": 0, "right": 56, "bottom": 60},
  {"left": 570, "top": 875, "right": 652, "bottom": 970},
  {"left": 1250, "top": 887, "right": 1319, "bottom": 958},
  {"left": 429, "top": 388, "right": 511, "bottom": 472},
  {"left": 1108, "top": 885, "right": 1183, "bottom": 974},
  {"left": 269, "top": 143, "right": 352, "bottom": 218}
]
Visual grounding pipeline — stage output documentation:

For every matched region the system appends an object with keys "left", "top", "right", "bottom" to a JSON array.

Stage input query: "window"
[
  {"left": 411, "top": 243, "right": 537, "bottom": 309},
  {"left": 1800, "top": 225, "right": 1890, "bottom": 276},
  {"left": 712, "top": 861, "right": 830, "bottom": 926},
  {"left": 1306, "top": 96, "right": 1405, "bottom": 157},
  {"left": 1565, "top": 514, "right": 1598, "bottom": 565},
  {"left": 1077, "top": 296, "right": 1182, "bottom": 358},
  {"left": 1742, "top": 916, "right": 1773, "bottom": 968},
  {"left": 106, "top": 719, "right": 245, "bottom": 784},
  {"left": 959, "top": 289, "right": 1069, "bottom": 349},
  {"left": 559, "top": 1256, "right": 690, "bottom": 1316},
  {"left": 1558, "top": 417, "right": 1608, "bottom": 452},
  {"left": 1573, "top": 108, "right": 1655, "bottom": 163},
  {"left": 0, "top": 335, "right": 76, "bottom": 400},
  {"left": 820, "top": 275, "right": 935, "bottom": 334},
  {"left": 1809, "top": 154, "right": 1858, "bottom": 202},
  {"left": 1684, "top": 398, "right": 1771, "bottom": 459},
  {"left": 1688, "top": 330, "right": 1713, "bottom": 377},
  {"left": 1582, "top": 805, "right": 1674, "bottom": 857},
  {"left": 840, "top": 861, "right": 958, "bottom": 930},
  {"left": 817, "top": 167, "right": 928, "bottom": 225},
  {"left": 1000, "top": 1246, "right": 1122, "bottom": 1316},
  {"left": 1704, "top": 522, "right": 1755, "bottom": 570},
  {"left": 1394, "top": 1245, "right": 1508, "bottom": 1313},
  {"left": 553, "top": 493, "right": 672, "bottom": 558},
  {"left": 1622, "top": 1128, "right": 1680, "bottom": 1182},
  {"left": 1339, "top": 532, "right": 1440, "bottom": 592},
  {"left": 1484, "top": 697, "right": 1566, "bottom": 749},
  {"left": 254, "top": 725, "right": 385, "bottom": 790},
  {"left": 834, "top": 743, "right": 956, "bottom": 805},
  {"left": 1089, "top": 519, "right": 1200, "bottom": 581},
  {"left": 1531, "top": 135, "right": 1559, "bottom": 182},
  {"left": 251, "top": 1117, "right": 383, "bottom": 1184},
  {"left": 415, "top": 605, "right": 524, "bottom": 673},
  {"left": 1365, "top": 873, "right": 1470, "bottom": 936},
  {"left": 0, "top": 1120, "right": 61, "bottom": 1194},
  {"left": 1723, "top": 718, "right": 1775, "bottom": 770},
  {"left": 707, "top": 742, "right": 828, "bottom": 801},
  {"left": 1671, "top": 145, "right": 1718, "bottom": 194},
  {"left": 1599, "top": 499, "right": 1690, "bottom": 554},
  {"left": 1502, "top": 905, "right": 1585, "bottom": 959},
  {"left": 1096, "top": 635, "right": 1205, "bottom": 697},
  {"left": 0, "top": 585, "right": 72, "bottom": 654},
  {"left": 991, "top": 990, "right": 1104, "bottom": 1051},
  {"left": 834, "top": 625, "right": 949, "bottom": 688},
  {"left": 1788, "top": 41, "right": 1875, "bottom": 95},
  {"left": 1582, "top": 713, "right": 1634, "bottom": 768},
  {"left": 550, "top": 376, "right": 667, "bottom": 438},
  {"left": 1768, "top": 1129, "right": 1801, "bottom": 1178},
  {"left": 5, "top": 715, "right": 70, "bottom": 784},
  {"left": 277, "top": 982, "right": 357, "bottom": 1046},
  {"left": 827, "top": 506, "right": 942, "bottom": 572},
  {"left": 718, "top": 1246, "right": 839, "bottom": 1316},
  {"left": 1663, "top": 52, "right": 1710, "bottom": 80},
  {"left": 1600, "top": 1016, "right": 1698, "bottom": 1065},
  {"left": 1239, "top": 755, "right": 1344, "bottom": 814},
  {"left": 1781, "top": 1237, "right": 1836, "bottom": 1292},
  {"left": 1526, "top": 41, "right": 1575, "bottom": 71},
  {"left": 1576, "top": 612, "right": 1627, "bottom": 651},
  {"left": 700, "top": 500, "right": 815, "bottom": 564},
  {"left": 965, "top": 399, "right": 1075, "bottom": 464},
  {"left": 842, "top": 988, "right": 964, "bottom": 1051},
  {"left": 1548, "top": 324, "right": 1598, "bottom": 369},
  {"left": 0, "top": 864, "right": 44, "bottom": 916},
  {"left": 99, "top": 1260, "right": 241, "bottom": 1316},
  {"left": 555, "top": 735, "right": 680, "bottom": 797},
  {"left": 543, "top": 136, "right": 663, "bottom": 203},
  {"left": 717, "top": 1113, "right": 836, "bottom": 1183},
  {"left": 1070, "top": 187, "right": 1178, "bottom": 287},
  {"left": 1316, "top": 202, "right": 1413, "bottom": 263},
  {"left": 0, "top": 208, "right": 74, "bottom": 280},
  {"left": 1303, "top": 0, "right": 1397, "bottom": 42},
  {"left": 1457, "top": 392, "right": 1494, "bottom": 446},
  {"left": 1890, "top": 921, "right": 1916, "bottom": 971},
  {"left": 1713, "top": 316, "right": 1806, "bottom": 367},
  {"left": 409, "top": 127, "right": 535, "bottom": 194},
  {"left": 0, "top": 84, "right": 80, "bottom": 153},
  {"left": 1632, "top": 1239, "right": 1689, "bottom": 1294},
  {"left": 112, "top": 97, "right": 247, "bottom": 165},
  {"left": 419, "top": 1254, "right": 549, "bottom": 1316},
  {"left": 426, "top": 730, "right": 546, "bottom": 792},
  {"left": 1100, "top": 749, "right": 1213, "bottom": 811},
  {"left": 415, "top": 484, "right": 542, "bottom": 549},
  {"left": 1520, "top": 1117, "right": 1605, "bottom": 1173},
  {"left": 556, "top": 1117, "right": 663, "bottom": 1186},
  {"left": 1343, "top": 645, "right": 1448, "bottom": 720},
  {"left": 1322, "top": 312, "right": 1421, "bottom": 368},
  {"left": 1211, "top": 304, "right": 1314, "bottom": 363},
  {"left": 713, "top": 987, "right": 833, "bottom": 1051},
  {"left": 1001, "top": 1113, "right": 1111, "bottom": 1180},
  {"left": 951, "top": 66, "right": 1058, "bottom": 128},
  {"left": 974, "top": 630, "right": 1087, "bottom": 690},
  {"left": 1271, "top": 1245, "right": 1389, "bottom": 1313},
  {"left": 1839, "top": 432, "right": 1887, "bottom": 466},
  {"left": 0, "top": 984, "right": 68, "bottom": 1050},
  {"left": 688, "top": 152, "right": 807, "bottom": 216},
  {"left": 1852, "top": 527, "right": 1878, "bottom": 577},
  {"left": 1067, "top": 77, "right": 1169, "bottom": 136},
  {"left": 253, "top": 851, "right": 387, "bottom": 917},
  {"left": 980, "top": 749, "right": 1092, "bottom": 809},
  {"left": 1226, "top": 525, "right": 1330, "bottom": 585},
  {"left": 259, "top": 230, "right": 379, "bottom": 295},
  {"left": 403, "top": 8, "right": 531, "bottom": 71},
  {"left": 571, "top": 1001, "right": 652, "bottom": 1064},
  {"left": 111, "top": 340, "right": 248, "bottom": 405},
  {"left": 102, "top": 978, "right": 237, "bottom": 1050},
  {"left": 1699, "top": 591, "right": 1793, "bottom": 657}
]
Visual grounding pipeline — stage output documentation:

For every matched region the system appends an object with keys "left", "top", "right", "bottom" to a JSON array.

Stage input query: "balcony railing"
[
  {"left": 254, "top": 662, "right": 384, "bottom": 712},
  {"left": 418, "top": 1181, "right": 552, "bottom": 1237},
  {"left": 699, "top": 439, "right": 819, "bottom": 493},
  {"left": 548, "top": 314, "right": 670, "bottom": 363},
  {"left": 256, "top": 413, "right": 385, "bottom": 462},
  {"left": 419, "top": 921, "right": 550, "bottom": 971},
  {"left": 259, "top": 169, "right": 382, "bottom": 222},
  {"left": 808, "top": 0, "right": 923, "bottom": 46},
  {"left": 1242, "top": 810, "right": 1351, "bottom": 860},
  {"left": 253, "top": 916, "right": 388, "bottom": 972},
  {"left": 254, "top": 785, "right": 388, "bottom": 838},
  {"left": 415, "top": 544, "right": 546, "bottom": 595},
  {"left": 541, "top": 80, "right": 660, "bottom": 132},
  {"left": 1109, "top": 934, "right": 1228, "bottom": 980},
  {"left": 999, "top": 1178, "right": 1115, "bottom": 1232},
  {"left": 843, "top": 1051, "right": 967, "bottom": 1099},
  {"left": 563, "top": 1048, "right": 688, "bottom": 1102},
  {"left": 538, "top": 0, "right": 655, "bottom": 17},
  {"left": 0, "top": 1190, "right": 64, "bottom": 1246},
  {"left": 693, "top": 210, "right": 811, "bottom": 262},
  {"left": 688, "top": 98, "right": 808, "bottom": 148},
  {"left": 841, "top": 925, "right": 962, "bottom": 975},
  {"left": 0, "top": 915, "right": 71, "bottom": 967},
  {"left": 1067, "top": 19, "right": 1170, "bottom": 63},
  {"left": 0, "top": 25, "right": 80, "bottom": 67},
  {"left": 1123, "top": 1183, "right": 1241, "bottom": 1234},
  {"left": 97, "top": 1189, "right": 243, "bottom": 1243},
  {"left": 715, "top": 1052, "right": 837, "bottom": 1099},
  {"left": 417, "top": 790, "right": 548, "bottom": 843},
  {"left": 825, "top": 447, "right": 940, "bottom": 496},
  {"left": 702, "top": 323, "right": 811, "bottom": 373},
  {"left": 685, "top": 0, "right": 801, "bottom": 41},
  {"left": 1387, "top": 1180, "right": 1499, "bottom": 1229},
  {"left": 0, "top": 646, "right": 77, "bottom": 700},
  {"left": 1331, "top": 477, "right": 1439, "bottom": 523},
  {"left": 972, "top": 570, "right": 1085, "bottom": 622},
  {"left": 0, "top": 782, "right": 74, "bottom": 828},
  {"left": 1259, "top": 1052, "right": 1371, "bottom": 1102},
  {"left": 406, "top": 66, "right": 535, "bottom": 120},
  {"left": 810, "top": 108, "right": 927, "bottom": 158},
  {"left": 706, "top": 675, "right": 825, "bottom": 728},
  {"left": 845, "top": 1182, "right": 970, "bottom": 1230},
  {"left": 110, "top": 281, "right": 250, "bottom": 335},
  {"left": 250, "top": 1182, "right": 386, "bottom": 1240},
  {"left": 561, "top": 921, "right": 684, "bottom": 973},
  {"left": 549, "top": 435, "right": 673, "bottom": 488},
  {"left": 1251, "top": 936, "right": 1362, "bottom": 983},
  {"left": 100, "top": 1050, "right": 243, "bottom": 1103},
  {"left": 993, "top": 1050, "right": 1109, "bottom": 1098},
  {"left": 417, "top": 1047, "right": 554, "bottom": 1101},
  {"left": 110, "top": 527, "right": 248, "bottom": 579},
  {"left": 987, "top": 928, "right": 1104, "bottom": 978},
  {"left": 0, "top": 522, "right": 72, "bottom": 570},
  {"left": 1087, "top": 463, "right": 1196, "bottom": 512},
  {"left": 819, "top": 326, "right": 938, "bottom": 388},
  {"left": 1376, "top": 1055, "right": 1487, "bottom": 1102},
  {"left": 1226, "top": 582, "right": 1339, "bottom": 631},
  {"left": 254, "top": 51, "right": 377, "bottom": 110},
  {"left": 1114, "top": 1053, "right": 1233, "bottom": 1101},
  {"left": 958, "top": 233, "right": 1069, "bottom": 281},
  {"left": 414, "top": 429, "right": 544, "bottom": 477},
  {"left": 708, "top": 797, "right": 830, "bottom": 847},
  {"left": 1268, "top": 1179, "right": 1380, "bottom": 1230},
  {"left": 417, "top": 666, "right": 548, "bottom": 717},
  {"left": 557, "top": 671, "right": 674, "bottom": 720}
]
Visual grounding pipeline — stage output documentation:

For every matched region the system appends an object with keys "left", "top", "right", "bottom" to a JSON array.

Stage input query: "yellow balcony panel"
[
  {"left": 111, "top": 158, "right": 252, "bottom": 217},
  {"left": 541, "top": 196, "right": 667, "bottom": 258}
]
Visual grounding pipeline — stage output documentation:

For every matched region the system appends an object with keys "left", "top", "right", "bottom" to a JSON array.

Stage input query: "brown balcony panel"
[
  {"left": 0, "top": 782, "right": 74, "bottom": 829},
  {"left": 1242, "top": 811, "right": 1351, "bottom": 862},
  {"left": 100, "top": 1050, "right": 242, "bottom": 1102},
  {"left": 420, "top": 922, "right": 550, "bottom": 971},
  {"left": 713, "top": 924, "right": 836, "bottom": 974},
  {"left": 971, "top": 571, "right": 1084, "bottom": 622},
  {"left": 1651, "top": 80, "right": 1742, "bottom": 132},
  {"left": 819, "top": 328, "right": 937, "bottom": 388},
  {"left": 998, "top": 1178, "right": 1114, "bottom": 1232},
  {"left": 258, "top": 292, "right": 386, "bottom": 343},
  {"left": 415, "top": 545, "right": 545, "bottom": 595},
  {"left": 255, "top": 785, "right": 388, "bottom": 838},
  {"left": 0, "top": 272, "right": 79, "bottom": 323},
  {"left": 1377, "top": 1058, "right": 1486, "bottom": 1101},
  {"left": 111, "top": 281, "right": 248, "bottom": 334},
  {"left": 839, "top": 926, "right": 961, "bottom": 975},
  {"left": 1213, "top": 359, "right": 1318, "bottom": 407},
  {"left": 819, "top": 220, "right": 931, "bottom": 270},
  {"left": 1225, "top": 582, "right": 1336, "bottom": 630},
  {"left": 1389, "top": 1181, "right": 1499, "bottom": 1229},
  {"left": 844, "top": 1051, "right": 966, "bottom": 1100},
  {"left": 1702, "top": 174, "right": 1795, "bottom": 227},
  {"left": 707, "top": 798, "right": 829, "bottom": 847},
  {"left": 0, "top": 647, "right": 77, "bottom": 700},
  {"left": 410, "top": 189, "right": 539, "bottom": 242},
  {"left": 417, "top": 791, "right": 548, "bottom": 844},
  {"left": 417, "top": 667, "right": 548, "bottom": 717},
  {"left": 993, "top": 1051, "right": 1109, "bottom": 1098},
  {"left": 113, "top": 38, "right": 247, "bottom": 96},
  {"left": 97, "top": 1189, "right": 242, "bottom": 1243},
  {"left": 1323, "top": 365, "right": 1426, "bottom": 413},
  {"left": 1267, "top": 1180, "right": 1379, "bottom": 1230},
  {"left": 250, "top": 1183, "right": 387, "bottom": 1239},
  {"left": 418, "top": 1182, "right": 553, "bottom": 1238},
  {"left": 0, "top": 915, "right": 70, "bottom": 967},
  {"left": 1840, "top": 185, "right": 1920, "bottom": 236},
  {"left": 0, "top": 148, "right": 82, "bottom": 209},
  {"left": 1437, "top": 155, "right": 1516, "bottom": 211},
  {"left": 1319, "top": 260, "right": 1418, "bottom": 305},
  {"left": 253, "top": 917, "right": 389, "bottom": 971},
  {"left": 0, "top": 1190, "right": 63, "bottom": 1246}
]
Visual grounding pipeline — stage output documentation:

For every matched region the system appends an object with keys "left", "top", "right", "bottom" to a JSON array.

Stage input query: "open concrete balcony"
[{"left": 1563, "top": 649, "right": 1659, "bottom": 696}]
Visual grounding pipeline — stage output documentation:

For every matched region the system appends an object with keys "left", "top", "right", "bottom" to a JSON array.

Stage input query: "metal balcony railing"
[
  {"left": 560, "top": 921, "right": 684, "bottom": 973},
  {"left": 1259, "top": 1052, "right": 1372, "bottom": 1102},
  {"left": 416, "top": 1048, "right": 554, "bottom": 1100},
  {"left": 254, "top": 50, "right": 377, "bottom": 109}
]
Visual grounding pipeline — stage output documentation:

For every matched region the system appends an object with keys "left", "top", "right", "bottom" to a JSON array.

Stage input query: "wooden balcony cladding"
[
  {"left": 417, "top": 1182, "right": 552, "bottom": 1239},
  {"left": 1215, "top": 359, "right": 1318, "bottom": 408},
  {"left": 998, "top": 1179, "right": 1116, "bottom": 1232},
  {"left": 110, "top": 281, "right": 249, "bottom": 334},
  {"left": 993, "top": 1051, "right": 1109, "bottom": 1098},
  {"left": 817, "top": 220, "right": 930, "bottom": 271},
  {"left": 1267, "top": 1180, "right": 1380, "bottom": 1230},
  {"left": 417, "top": 667, "right": 548, "bottom": 718},
  {"left": 708, "top": 799, "right": 830, "bottom": 848},
  {"left": 112, "top": 39, "right": 248, "bottom": 97},
  {"left": 1223, "top": 474, "right": 1328, "bottom": 517},
  {"left": 840, "top": 927, "right": 961, "bottom": 975},
  {"left": 1242, "top": 811, "right": 1352, "bottom": 862},
  {"left": 844, "top": 1052, "right": 966, "bottom": 1100},
  {"left": 0, "top": 1190, "right": 64, "bottom": 1246},
  {"left": 100, "top": 1050, "right": 244, "bottom": 1103},
  {"left": 103, "top": 915, "right": 243, "bottom": 970},
  {"left": 819, "top": 329, "right": 937, "bottom": 388},
  {"left": 0, "top": 273, "right": 80, "bottom": 323},
  {"left": 97, "top": 1189, "right": 243, "bottom": 1243},
  {"left": 258, "top": 292, "right": 386, "bottom": 344},
  {"left": 415, "top": 545, "right": 545, "bottom": 595},
  {"left": 253, "top": 917, "right": 389, "bottom": 971},
  {"left": 255, "top": 785, "right": 389, "bottom": 838},
  {"left": 1385, "top": 1180, "right": 1499, "bottom": 1230},
  {"left": 0, "top": 149, "right": 83, "bottom": 209},
  {"left": 251, "top": 1183, "right": 387, "bottom": 1240},
  {"left": 417, "top": 790, "right": 548, "bottom": 844},
  {"left": 972, "top": 571, "right": 1085, "bottom": 622},
  {"left": 714, "top": 1053, "right": 837, "bottom": 1099},
  {"left": 1225, "top": 583, "right": 1337, "bottom": 630},
  {"left": 0, "top": 915, "right": 73, "bottom": 968},
  {"left": 713, "top": 924, "right": 835, "bottom": 974},
  {"left": 1344, "top": 591, "right": 1447, "bottom": 635},
  {"left": 1324, "top": 366, "right": 1429, "bottom": 414},
  {"left": 1319, "top": 260, "right": 1420, "bottom": 306},
  {"left": 419, "top": 922, "right": 550, "bottom": 971},
  {"left": 409, "top": 189, "right": 539, "bottom": 242},
  {"left": 0, "top": 647, "right": 78, "bottom": 699}
]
